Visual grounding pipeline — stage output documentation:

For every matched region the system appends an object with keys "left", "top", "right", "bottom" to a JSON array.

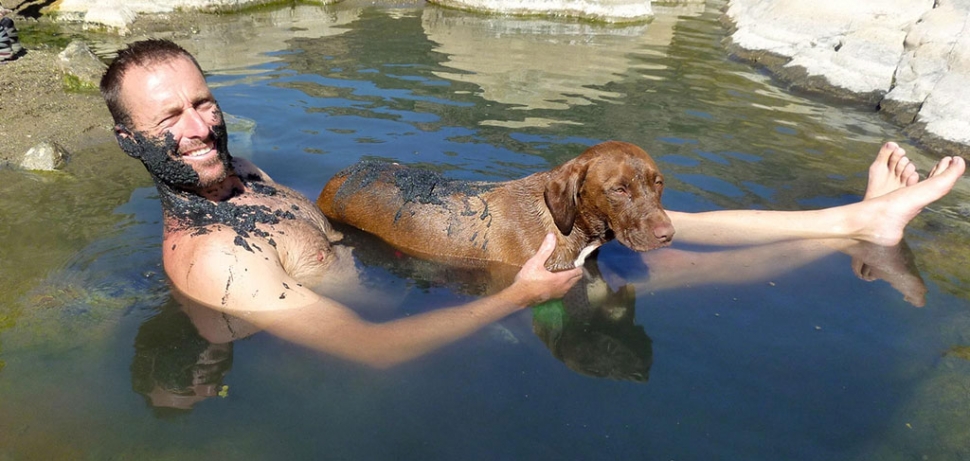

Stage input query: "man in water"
[
  {"left": 100, "top": 39, "right": 583, "bottom": 368},
  {"left": 101, "top": 39, "right": 965, "bottom": 367}
]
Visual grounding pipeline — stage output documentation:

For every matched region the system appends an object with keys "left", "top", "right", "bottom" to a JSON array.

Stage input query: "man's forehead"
[
  {"left": 122, "top": 55, "right": 201, "bottom": 85},
  {"left": 117, "top": 56, "right": 212, "bottom": 128},
  {"left": 119, "top": 57, "right": 209, "bottom": 104}
]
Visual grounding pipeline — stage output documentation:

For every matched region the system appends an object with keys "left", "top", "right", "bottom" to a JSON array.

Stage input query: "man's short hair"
[{"left": 100, "top": 39, "right": 204, "bottom": 127}]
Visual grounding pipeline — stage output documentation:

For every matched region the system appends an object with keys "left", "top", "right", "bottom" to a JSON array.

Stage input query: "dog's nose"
[{"left": 653, "top": 222, "right": 675, "bottom": 243}]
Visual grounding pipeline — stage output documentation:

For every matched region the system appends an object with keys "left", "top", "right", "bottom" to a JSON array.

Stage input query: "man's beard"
[{"left": 117, "top": 120, "right": 233, "bottom": 191}]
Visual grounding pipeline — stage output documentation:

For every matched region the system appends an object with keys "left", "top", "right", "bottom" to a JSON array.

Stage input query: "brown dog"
[{"left": 317, "top": 141, "right": 674, "bottom": 271}]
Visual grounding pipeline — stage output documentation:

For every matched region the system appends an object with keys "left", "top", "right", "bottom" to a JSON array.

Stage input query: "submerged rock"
[{"left": 21, "top": 141, "right": 69, "bottom": 171}]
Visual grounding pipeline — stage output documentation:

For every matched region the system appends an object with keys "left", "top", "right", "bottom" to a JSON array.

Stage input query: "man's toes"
[
  {"left": 903, "top": 164, "right": 919, "bottom": 186},
  {"left": 877, "top": 142, "right": 900, "bottom": 163},
  {"left": 893, "top": 155, "right": 911, "bottom": 178},
  {"left": 928, "top": 157, "right": 954, "bottom": 178}
]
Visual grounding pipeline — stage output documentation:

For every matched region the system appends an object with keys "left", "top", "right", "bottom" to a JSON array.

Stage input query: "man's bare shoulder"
[
  {"left": 163, "top": 225, "right": 310, "bottom": 311},
  {"left": 164, "top": 225, "right": 249, "bottom": 286}
]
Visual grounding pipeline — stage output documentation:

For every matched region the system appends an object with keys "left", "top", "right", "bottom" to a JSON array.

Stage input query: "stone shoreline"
[{"left": 723, "top": 0, "right": 970, "bottom": 158}]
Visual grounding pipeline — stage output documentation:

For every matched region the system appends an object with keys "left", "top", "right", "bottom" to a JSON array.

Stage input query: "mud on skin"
[
  {"left": 162, "top": 185, "right": 300, "bottom": 254},
  {"left": 118, "top": 121, "right": 298, "bottom": 253},
  {"left": 332, "top": 160, "right": 496, "bottom": 222},
  {"left": 115, "top": 123, "right": 231, "bottom": 190}
]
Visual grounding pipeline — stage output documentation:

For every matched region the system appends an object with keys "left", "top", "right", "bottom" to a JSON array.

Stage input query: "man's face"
[{"left": 117, "top": 56, "right": 231, "bottom": 190}]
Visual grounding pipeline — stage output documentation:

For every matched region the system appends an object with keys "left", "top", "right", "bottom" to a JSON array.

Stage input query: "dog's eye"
[
  {"left": 610, "top": 186, "right": 631, "bottom": 200},
  {"left": 654, "top": 177, "right": 664, "bottom": 187}
]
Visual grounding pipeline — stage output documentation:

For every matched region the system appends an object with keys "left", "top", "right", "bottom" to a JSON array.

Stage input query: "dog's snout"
[{"left": 653, "top": 220, "right": 675, "bottom": 244}]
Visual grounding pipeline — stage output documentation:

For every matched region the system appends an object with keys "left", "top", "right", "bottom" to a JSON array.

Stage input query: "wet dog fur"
[{"left": 316, "top": 141, "right": 674, "bottom": 272}]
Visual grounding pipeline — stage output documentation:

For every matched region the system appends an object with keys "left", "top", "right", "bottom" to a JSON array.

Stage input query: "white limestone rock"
[
  {"left": 724, "top": 0, "right": 970, "bottom": 154},
  {"left": 726, "top": 0, "right": 931, "bottom": 95},
  {"left": 52, "top": 0, "right": 274, "bottom": 34},
  {"left": 21, "top": 142, "right": 69, "bottom": 171},
  {"left": 886, "top": 0, "right": 970, "bottom": 145}
]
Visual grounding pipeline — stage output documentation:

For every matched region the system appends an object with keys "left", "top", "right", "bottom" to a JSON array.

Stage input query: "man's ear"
[
  {"left": 114, "top": 124, "right": 142, "bottom": 159},
  {"left": 114, "top": 124, "right": 132, "bottom": 139}
]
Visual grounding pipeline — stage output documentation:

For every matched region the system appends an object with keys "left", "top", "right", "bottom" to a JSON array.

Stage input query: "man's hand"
[{"left": 511, "top": 233, "right": 584, "bottom": 306}]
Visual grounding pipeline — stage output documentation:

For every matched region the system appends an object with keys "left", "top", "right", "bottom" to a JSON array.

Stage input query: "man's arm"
[{"left": 170, "top": 232, "right": 582, "bottom": 368}]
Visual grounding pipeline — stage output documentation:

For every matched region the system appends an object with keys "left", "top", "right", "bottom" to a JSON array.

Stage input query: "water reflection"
[
  {"left": 130, "top": 299, "right": 236, "bottom": 414},
  {"left": 186, "top": 6, "right": 360, "bottom": 78},
  {"left": 533, "top": 260, "right": 652, "bottom": 382},
  {"left": 616, "top": 237, "right": 928, "bottom": 307},
  {"left": 422, "top": 4, "right": 707, "bottom": 127},
  {"left": 94, "top": 4, "right": 360, "bottom": 81}
]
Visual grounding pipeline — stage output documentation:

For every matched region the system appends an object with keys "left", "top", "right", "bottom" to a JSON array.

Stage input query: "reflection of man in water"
[
  {"left": 131, "top": 305, "right": 233, "bottom": 413},
  {"left": 100, "top": 39, "right": 582, "bottom": 368}
]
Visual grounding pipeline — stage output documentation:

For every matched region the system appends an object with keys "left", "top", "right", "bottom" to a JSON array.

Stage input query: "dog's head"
[{"left": 544, "top": 141, "right": 674, "bottom": 252}]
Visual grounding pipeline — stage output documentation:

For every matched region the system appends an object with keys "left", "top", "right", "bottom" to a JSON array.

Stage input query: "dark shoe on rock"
[
  {"left": 1, "top": 7, "right": 23, "bottom": 60},
  {"left": 0, "top": 18, "right": 22, "bottom": 61},
  {"left": 0, "top": 33, "right": 13, "bottom": 62}
]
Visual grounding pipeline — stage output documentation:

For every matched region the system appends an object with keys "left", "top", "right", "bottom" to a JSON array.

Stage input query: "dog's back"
[{"left": 317, "top": 161, "right": 541, "bottom": 266}]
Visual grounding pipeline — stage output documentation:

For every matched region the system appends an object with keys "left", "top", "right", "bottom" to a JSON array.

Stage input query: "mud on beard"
[{"left": 117, "top": 121, "right": 233, "bottom": 191}]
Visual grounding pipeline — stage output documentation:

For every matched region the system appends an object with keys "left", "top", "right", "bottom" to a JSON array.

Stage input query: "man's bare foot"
[
  {"left": 859, "top": 155, "right": 966, "bottom": 246},
  {"left": 864, "top": 142, "right": 919, "bottom": 200}
]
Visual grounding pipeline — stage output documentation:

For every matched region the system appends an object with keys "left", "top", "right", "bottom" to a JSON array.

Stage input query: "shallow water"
[{"left": 3, "top": 1, "right": 970, "bottom": 460}]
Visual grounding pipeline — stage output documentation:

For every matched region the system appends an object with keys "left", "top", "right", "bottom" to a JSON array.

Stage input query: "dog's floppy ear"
[{"left": 544, "top": 160, "right": 587, "bottom": 235}]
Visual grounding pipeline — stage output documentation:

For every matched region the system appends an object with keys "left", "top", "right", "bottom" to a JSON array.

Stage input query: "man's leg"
[{"left": 667, "top": 143, "right": 966, "bottom": 247}]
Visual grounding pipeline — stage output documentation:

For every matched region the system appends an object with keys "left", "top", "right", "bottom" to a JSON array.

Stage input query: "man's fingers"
[
  {"left": 522, "top": 233, "right": 557, "bottom": 271},
  {"left": 536, "top": 232, "right": 557, "bottom": 258}
]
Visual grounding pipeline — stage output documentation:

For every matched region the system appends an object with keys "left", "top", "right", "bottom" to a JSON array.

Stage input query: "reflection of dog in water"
[
  {"left": 532, "top": 260, "right": 652, "bottom": 382},
  {"left": 130, "top": 300, "right": 234, "bottom": 415}
]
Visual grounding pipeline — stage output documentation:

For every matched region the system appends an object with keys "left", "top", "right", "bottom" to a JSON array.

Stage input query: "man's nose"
[{"left": 180, "top": 107, "right": 212, "bottom": 139}]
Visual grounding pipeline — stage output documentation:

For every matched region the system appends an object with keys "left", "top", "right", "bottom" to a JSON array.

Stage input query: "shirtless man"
[
  {"left": 100, "top": 39, "right": 583, "bottom": 368},
  {"left": 101, "top": 39, "right": 965, "bottom": 367}
]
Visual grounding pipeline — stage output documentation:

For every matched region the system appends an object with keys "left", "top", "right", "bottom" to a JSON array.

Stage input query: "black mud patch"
[
  {"left": 157, "top": 169, "right": 298, "bottom": 253},
  {"left": 121, "top": 112, "right": 301, "bottom": 251},
  {"left": 116, "top": 110, "right": 232, "bottom": 190},
  {"left": 331, "top": 160, "right": 496, "bottom": 222}
]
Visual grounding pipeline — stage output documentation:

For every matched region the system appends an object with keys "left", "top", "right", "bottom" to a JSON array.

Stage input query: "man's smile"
[{"left": 180, "top": 143, "right": 215, "bottom": 159}]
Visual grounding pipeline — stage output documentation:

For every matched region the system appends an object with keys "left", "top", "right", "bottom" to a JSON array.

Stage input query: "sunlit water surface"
[{"left": 2, "top": 2, "right": 970, "bottom": 460}]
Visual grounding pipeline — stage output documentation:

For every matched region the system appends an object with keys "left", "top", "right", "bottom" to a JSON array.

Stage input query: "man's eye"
[{"left": 158, "top": 114, "right": 177, "bottom": 127}]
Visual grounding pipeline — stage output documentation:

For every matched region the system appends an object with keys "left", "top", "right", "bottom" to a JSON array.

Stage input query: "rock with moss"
[{"left": 57, "top": 40, "right": 105, "bottom": 91}]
